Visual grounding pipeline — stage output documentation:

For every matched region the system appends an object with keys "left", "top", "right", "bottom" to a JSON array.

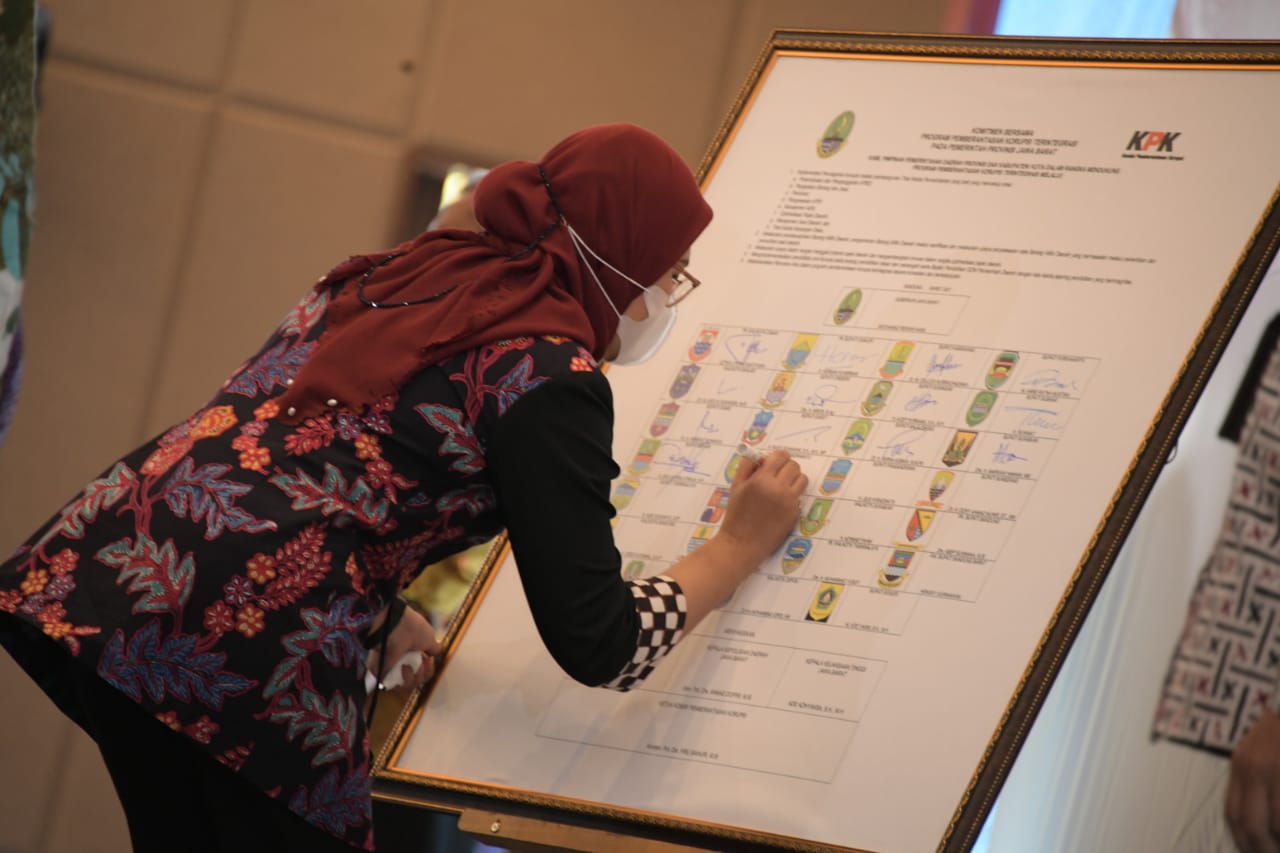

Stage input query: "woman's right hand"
[
  {"left": 718, "top": 449, "right": 808, "bottom": 565},
  {"left": 658, "top": 448, "right": 809, "bottom": 633}
]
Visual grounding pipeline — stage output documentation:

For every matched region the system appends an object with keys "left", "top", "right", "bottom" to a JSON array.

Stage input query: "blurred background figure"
[
  {"left": 426, "top": 165, "right": 485, "bottom": 231},
  {"left": 0, "top": 1, "right": 44, "bottom": 448}
]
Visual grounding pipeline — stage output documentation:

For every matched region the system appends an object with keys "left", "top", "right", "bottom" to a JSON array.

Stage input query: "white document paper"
[{"left": 393, "top": 51, "right": 1280, "bottom": 852}]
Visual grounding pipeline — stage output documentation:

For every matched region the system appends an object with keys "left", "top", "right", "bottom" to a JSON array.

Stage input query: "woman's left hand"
[{"left": 367, "top": 604, "right": 441, "bottom": 692}]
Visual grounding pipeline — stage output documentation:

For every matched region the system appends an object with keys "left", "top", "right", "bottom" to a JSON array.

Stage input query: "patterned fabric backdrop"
[{"left": 1154, "top": 345, "right": 1280, "bottom": 752}]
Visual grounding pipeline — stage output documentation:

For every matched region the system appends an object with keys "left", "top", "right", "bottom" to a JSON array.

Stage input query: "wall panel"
[
  {"left": 716, "top": 0, "right": 953, "bottom": 130},
  {"left": 144, "top": 107, "right": 409, "bottom": 434},
  {"left": 229, "top": 0, "right": 433, "bottom": 133},
  {"left": 410, "top": 0, "right": 740, "bottom": 166},
  {"left": 43, "top": 733, "right": 130, "bottom": 853},
  {"left": 0, "top": 66, "right": 213, "bottom": 546},
  {"left": 40, "top": 0, "right": 239, "bottom": 89},
  {"left": 0, "top": 656, "right": 74, "bottom": 853}
]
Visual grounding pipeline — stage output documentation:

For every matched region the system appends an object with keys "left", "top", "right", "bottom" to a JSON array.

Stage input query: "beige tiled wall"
[
  {"left": 228, "top": 0, "right": 434, "bottom": 133},
  {"left": 0, "top": 64, "right": 214, "bottom": 508},
  {"left": 40, "top": 0, "right": 239, "bottom": 88},
  {"left": 143, "top": 105, "right": 413, "bottom": 433},
  {"left": 0, "top": 2, "right": 954, "bottom": 850},
  {"left": 409, "top": 0, "right": 742, "bottom": 166}
]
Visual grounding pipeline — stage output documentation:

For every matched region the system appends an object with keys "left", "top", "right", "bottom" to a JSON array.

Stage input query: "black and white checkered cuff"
[{"left": 602, "top": 575, "right": 687, "bottom": 692}]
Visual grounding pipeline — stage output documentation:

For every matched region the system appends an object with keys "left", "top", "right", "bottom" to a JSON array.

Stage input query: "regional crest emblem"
[{"left": 818, "top": 110, "right": 855, "bottom": 158}]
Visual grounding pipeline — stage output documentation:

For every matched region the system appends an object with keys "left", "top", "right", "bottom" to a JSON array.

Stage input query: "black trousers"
[{"left": 3, "top": 614, "right": 356, "bottom": 853}]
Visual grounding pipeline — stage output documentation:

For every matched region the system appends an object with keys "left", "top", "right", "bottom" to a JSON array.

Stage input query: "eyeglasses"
[{"left": 666, "top": 262, "right": 701, "bottom": 307}]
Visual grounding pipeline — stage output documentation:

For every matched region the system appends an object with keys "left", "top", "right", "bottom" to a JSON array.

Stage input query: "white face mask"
[
  {"left": 565, "top": 222, "right": 677, "bottom": 366},
  {"left": 614, "top": 285, "right": 677, "bottom": 366}
]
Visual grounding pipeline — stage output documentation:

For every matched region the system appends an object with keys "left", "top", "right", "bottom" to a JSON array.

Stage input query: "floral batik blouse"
[{"left": 0, "top": 283, "right": 688, "bottom": 849}]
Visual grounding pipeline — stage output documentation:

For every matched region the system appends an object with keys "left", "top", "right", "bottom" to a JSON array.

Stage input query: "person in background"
[
  {"left": 1155, "top": 314, "right": 1280, "bottom": 853},
  {"left": 1153, "top": 6, "right": 1280, "bottom": 852},
  {"left": 426, "top": 166, "right": 485, "bottom": 232},
  {"left": 0, "top": 1, "right": 42, "bottom": 447},
  {"left": 0, "top": 123, "right": 805, "bottom": 852}
]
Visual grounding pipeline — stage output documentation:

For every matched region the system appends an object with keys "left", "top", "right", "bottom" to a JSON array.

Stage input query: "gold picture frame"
[{"left": 372, "top": 30, "right": 1280, "bottom": 853}]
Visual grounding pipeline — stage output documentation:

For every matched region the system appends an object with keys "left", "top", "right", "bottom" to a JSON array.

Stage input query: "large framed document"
[{"left": 373, "top": 31, "right": 1280, "bottom": 853}]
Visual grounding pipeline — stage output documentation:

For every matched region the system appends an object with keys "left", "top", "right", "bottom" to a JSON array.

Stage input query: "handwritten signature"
[
  {"left": 776, "top": 425, "right": 833, "bottom": 445},
  {"left": 878, "top": 429, "right": 926, "bottom": 458},
  {"left": 904, "top": 392, "right": 939, "bottom": 413},
  {"left": 654, "top": 444, "right": 709, "bottom": 476},
  {"left": 927, "top": 353, "right": 962, "bottom": 374},
  {"left": 1020, "top": 369, "right": 1079, "bottom": 392},
  {"left": 1006, "top": 405, "right": 1063, "bottom": 432},
  {"left": 992, "top": 442, "right": 1029, "bottom": 465},
  {"left": 725, "top": 335, "right": 768, "bottom": 365},
  {"left": 805, "top": 383, "right": 850, "bottom": 408}
]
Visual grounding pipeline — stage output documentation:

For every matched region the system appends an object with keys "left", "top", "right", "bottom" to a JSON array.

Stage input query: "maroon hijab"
[{"left": 275, "top": 123, "right": 713, "bottom": 423}]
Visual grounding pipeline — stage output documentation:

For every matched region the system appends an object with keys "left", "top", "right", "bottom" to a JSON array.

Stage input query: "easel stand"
[{"left": 458, "top": 809, "right": 713, "bottom": 853}]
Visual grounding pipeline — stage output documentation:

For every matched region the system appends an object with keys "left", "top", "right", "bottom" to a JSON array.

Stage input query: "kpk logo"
[{"left": 1123, "top": 130, "right": 1184, "bottom": 161}]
